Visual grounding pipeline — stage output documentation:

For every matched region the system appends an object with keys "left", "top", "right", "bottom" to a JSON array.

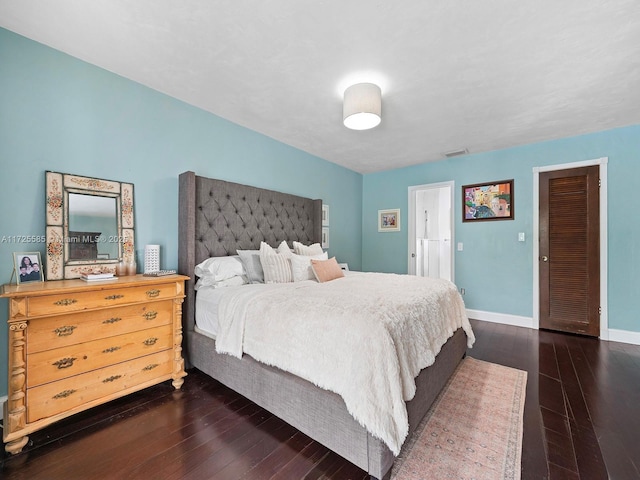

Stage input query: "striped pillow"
[{"left": 260, "top": 242, "right": 293, "bottom": 283}]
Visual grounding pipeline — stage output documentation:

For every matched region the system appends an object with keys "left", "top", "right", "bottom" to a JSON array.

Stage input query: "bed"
[{"left": 177, "top": 171, "right": 473, "bottom": 480}]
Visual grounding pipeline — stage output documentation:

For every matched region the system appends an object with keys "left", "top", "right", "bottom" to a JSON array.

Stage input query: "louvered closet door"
[{"left": 539, "top": 166, "right": 600, "bottom": 336}]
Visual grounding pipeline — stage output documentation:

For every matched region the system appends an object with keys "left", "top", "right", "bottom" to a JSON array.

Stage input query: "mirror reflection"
[{"left": 68, "top": 193, "right": 118, "bottom": 260}]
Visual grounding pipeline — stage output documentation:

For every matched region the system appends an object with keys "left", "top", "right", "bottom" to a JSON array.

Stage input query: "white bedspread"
[{"left": 215, "top": 272, "right": 475, "bottom": 455}]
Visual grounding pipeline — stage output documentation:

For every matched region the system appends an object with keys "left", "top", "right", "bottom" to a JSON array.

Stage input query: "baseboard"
[
  {"left": 466, "top": 309, "right": 534, "bottom": 329},
  {"left": 468, "top": 309, "right": 640, "bottom": 345},
  {"left": 607, "top": 329, "right": 640, "bottom": 346}
]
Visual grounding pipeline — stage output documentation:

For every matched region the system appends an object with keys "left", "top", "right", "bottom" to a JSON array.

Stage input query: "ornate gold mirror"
[{"left": 45, "top": 171, "right": 135, "bottom": 279}]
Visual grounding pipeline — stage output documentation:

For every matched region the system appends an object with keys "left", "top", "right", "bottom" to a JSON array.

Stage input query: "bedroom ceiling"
[{"left": 2, "top": 1, "right": 640, "bottom": 174}]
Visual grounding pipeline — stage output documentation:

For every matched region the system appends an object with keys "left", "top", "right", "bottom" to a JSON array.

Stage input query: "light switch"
[
  {"left": 457, "top": 242, "right": 463, "bottom": 251},
  {"left": 518, "top": 232, "right": 525, "bottom": 242}
]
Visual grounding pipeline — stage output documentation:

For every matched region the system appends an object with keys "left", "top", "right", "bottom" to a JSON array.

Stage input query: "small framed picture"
[
  {"left": 322, "top": 227, "right": 330, "bottom": 249},
  {"left": 378, "top": 209, "right": 401, "bottom": 232},
  {"left": 322, "top": 204, "right": 330, "bottom": 226},
  {"left": 14, "top": 252, "right": 45, "bottom": 284}
]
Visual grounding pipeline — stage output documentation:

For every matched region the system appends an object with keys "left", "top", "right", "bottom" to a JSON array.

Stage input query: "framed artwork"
[
  {"left": 322, "top": 204, "right": 329, "bottom": 226},
  {"left": 14, "top": 251, "right": 45, "bottom": 284},
  {"left": 322, "top": 227, "right": 330, "bottom": 249},
  {"left": 378, "top": 209, "right": 400, "bottom": 232},
  {"left": 462, "top": 179, "right": 514, "bottom": 222}
]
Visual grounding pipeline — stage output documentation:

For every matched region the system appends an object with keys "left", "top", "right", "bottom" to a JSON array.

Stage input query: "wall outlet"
[{"left": 460, "top": 288, "right": 465, "bottom": 295}]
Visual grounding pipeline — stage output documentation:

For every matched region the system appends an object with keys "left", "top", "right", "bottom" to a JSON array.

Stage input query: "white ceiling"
[{"left": 2, "top": 0, "right": 640, "bottom": 174}]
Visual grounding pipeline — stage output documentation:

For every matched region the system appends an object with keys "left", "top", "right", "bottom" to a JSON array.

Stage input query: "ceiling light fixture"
[{"left": 343, "top": 83, "right": 381, "bottom": 130}]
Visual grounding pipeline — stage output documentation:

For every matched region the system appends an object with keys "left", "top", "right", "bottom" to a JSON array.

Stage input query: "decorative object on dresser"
[
  {"left": 144, "top": 244, "right": 161, "bottom": 273},
  {"left": 12, "top": 252, "right": 44, "bottom": 285},
  {"left": 45, "top": 171, "right": 136, "bottom": 280},
  {"left": 0, "top": 274, "right": 188, "bottom": 454}
]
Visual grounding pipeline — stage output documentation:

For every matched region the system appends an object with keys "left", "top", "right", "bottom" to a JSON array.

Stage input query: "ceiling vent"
[{"left": 443, "top": 148, "right": 469, "bottom": 158}]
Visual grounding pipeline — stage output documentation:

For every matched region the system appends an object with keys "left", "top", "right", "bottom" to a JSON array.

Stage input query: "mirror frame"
[{"left": 45, "top": 171, "right": 135, "bottom": 280}]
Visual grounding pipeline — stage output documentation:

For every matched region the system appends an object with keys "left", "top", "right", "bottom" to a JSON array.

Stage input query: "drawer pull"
[
  {"left": 54, "top": 298, "right": 77, "bottom": 306},
  {"left": 103, "top": 317, "right": 122, "bottom": 324},
  {"left": 54, "top": 325, "right": 77, "bottom": 337},
  {"left": 143, "top": 311, "right": 158, "bottom": 320},
  {"left": 103, "top": 375, "right": 122, "bottom": 383},
  {"left": 143, "top": 337, "right": 158, "bottom": 346},
  {"left": 102, "top": 346, "right": 121, "bottom": 353},
  {"left": 53, "top": 389, "right": 76, "bottom": 399},
  {"left": 143, "top": 364, "right": 159, "bottom": 371},
  {"left": 146, "top": 289, "right": 161, "bottom": 298},
  {"left": 105, "top": 294, "right": 124, "bottom": 300},
  {"left": 53, "top": 357, "right": 77, "bottom": 369}
]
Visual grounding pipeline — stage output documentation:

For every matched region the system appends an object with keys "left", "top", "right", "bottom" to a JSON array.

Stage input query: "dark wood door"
[{"left": 539, "top": 166, "right": 600, "bottom": 336}]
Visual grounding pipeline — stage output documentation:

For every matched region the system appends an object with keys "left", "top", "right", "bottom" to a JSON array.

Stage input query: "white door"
[{"left": 408, "top": 182, "right": 454, "bottom": 281}]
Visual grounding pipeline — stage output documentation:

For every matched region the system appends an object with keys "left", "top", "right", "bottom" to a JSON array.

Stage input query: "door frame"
[
  {"left": 532, "top": 157, "right": 608, "bottom": 338},
  {"left": 407, "top": 181, "right": 455, "bottom": 281}
]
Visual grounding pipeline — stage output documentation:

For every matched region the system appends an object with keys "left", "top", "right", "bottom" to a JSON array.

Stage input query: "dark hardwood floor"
[{"left": 2, "top": 319, "right": 639, "bottom": 479}]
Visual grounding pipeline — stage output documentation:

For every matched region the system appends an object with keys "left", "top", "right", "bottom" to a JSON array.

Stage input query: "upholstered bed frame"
[{"left": 177, "top": 171, "right": 467, "bottom": 480}]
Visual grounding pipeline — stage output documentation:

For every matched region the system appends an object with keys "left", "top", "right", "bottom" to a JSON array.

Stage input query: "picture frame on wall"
[
  {"left": 13, "top": 251, "right": 45, "bottom": 284},
  {"left": 322, "top": 204, "right": 329, "bottom": 226},
  {"left": 378, "top": 209, "right": 401, "bottom": 232},
  {"left": 462, "top": 179, "right": 514, "bottom": 222},
  {"left": 322, "top": 227, "right": 330, "bottom": 248}
]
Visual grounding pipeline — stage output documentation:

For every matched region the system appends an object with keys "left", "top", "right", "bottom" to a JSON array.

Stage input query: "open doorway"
[{"left": 408, "top": 181, "right": 454, "bottom": 281}]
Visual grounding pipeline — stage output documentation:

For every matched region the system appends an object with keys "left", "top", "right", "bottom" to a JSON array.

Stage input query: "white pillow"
[
  {"left": 195, "top": 275, "right": 248, "bottom": 291},
  {"left": 293, "top": 241, "right": 324, "bottom": 256},
  {"left": 290, "top": 252, "right": 328, "bottom": 282},
  {"left": 260, "top": 241, "right": 292, "bottom": 283},
  {"left": 277, "top": 240, "right": 293, "bottom": 257},
  {"left": 194, "top": 255, "right": 244, "bottom": 281}
]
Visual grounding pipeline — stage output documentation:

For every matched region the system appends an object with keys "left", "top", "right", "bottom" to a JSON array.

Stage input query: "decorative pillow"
[
  {"left": 237, "top": 249, "right": 264, "bottom": 283},
  {"left": 311, "top": 257, "right": 345, "bottom": 283},
  {"left": 260, "top": 242, "right": 293, "bottom": 283},
  {"left": 194, "top": 255, "right": 244, "bottom": 281},
  {"left": 195, "top": 274, "right": 248, "bottom": 291},
  {"left": 277, "top": 241, "right": 293, "bottom": 257},
  {"left": 290, "top": 252, "right": 328, "bottom": 282},
  {"left": 293, "top": 241, "right": 324, "bottom": 256}
]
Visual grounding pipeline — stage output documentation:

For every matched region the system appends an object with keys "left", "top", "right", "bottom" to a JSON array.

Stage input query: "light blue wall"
[
  {"left": 0, "top": 28, "right": 362, "bottom": 397},
  {"left": 2, "top": 26, "right": 638, "bottom": 402},
  {"left": 363, "top": 125, "right": 640, "bottom": 332}
]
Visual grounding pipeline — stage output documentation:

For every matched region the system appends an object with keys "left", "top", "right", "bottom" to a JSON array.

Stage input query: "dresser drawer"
[
  {"left": 28, "top": 301, "right": 173, "bottom": 354},
  {"left": 27, "top": 283, "right": 178, "bottom": 317},
  {"left": 27, "top": 350, "right": 173, "bottom": 423},
  {"left": 27, "top": 324, "right": 173, "bottom": 388}
]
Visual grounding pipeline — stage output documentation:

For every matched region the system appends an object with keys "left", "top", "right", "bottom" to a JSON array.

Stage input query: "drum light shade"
[{"left": 343, "top": 83, "right": 382, "bottom": 130}]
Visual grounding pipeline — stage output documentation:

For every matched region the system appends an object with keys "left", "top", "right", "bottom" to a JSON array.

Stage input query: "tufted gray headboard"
[{"left": 178, "top": 171, "right": 322, "bottom": 338}]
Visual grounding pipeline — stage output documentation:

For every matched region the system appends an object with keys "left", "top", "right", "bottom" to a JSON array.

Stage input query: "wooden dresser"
[{"left": 1, "top": 274, "right": 189, "bottom": 454}]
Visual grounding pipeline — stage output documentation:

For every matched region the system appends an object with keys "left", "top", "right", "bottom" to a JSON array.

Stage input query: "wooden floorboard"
[{"left": 2, "top": 319, "right": 639, "bottom": 479}]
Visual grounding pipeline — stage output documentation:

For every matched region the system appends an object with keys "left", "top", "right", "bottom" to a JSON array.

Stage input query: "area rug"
[{"left": 391, "top": 357, "right": 527, "bottom": 480}]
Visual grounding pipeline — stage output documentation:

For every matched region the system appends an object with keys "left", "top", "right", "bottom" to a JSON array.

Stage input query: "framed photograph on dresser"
[{"left": 13, "top": 251, "right": 44, "bottom": 284}]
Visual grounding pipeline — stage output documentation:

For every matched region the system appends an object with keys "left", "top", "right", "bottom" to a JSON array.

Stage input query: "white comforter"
[{"left": 215, "top": 272, "right": 475, "bottom": 455}]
